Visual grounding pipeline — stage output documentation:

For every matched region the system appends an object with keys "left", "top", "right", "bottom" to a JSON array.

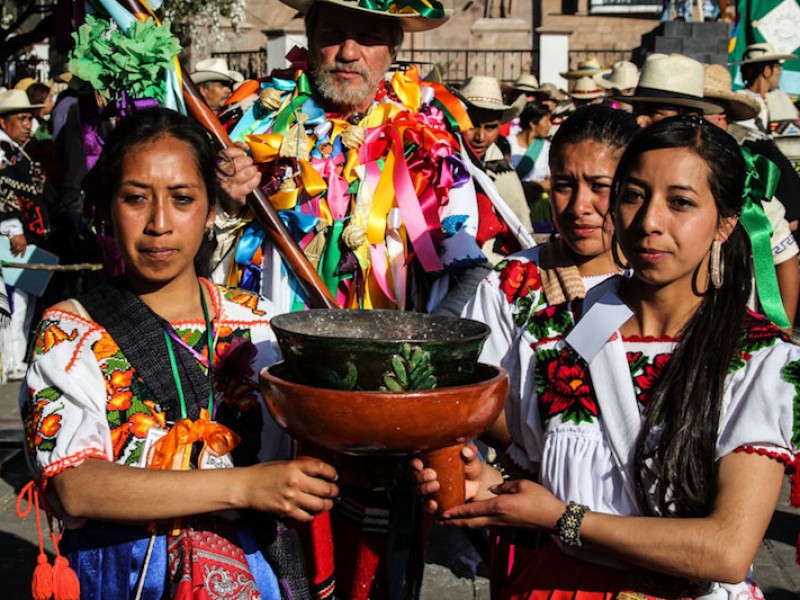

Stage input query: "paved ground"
[{"left": 1, "top": 380, "right": 798, "bottom": 598}]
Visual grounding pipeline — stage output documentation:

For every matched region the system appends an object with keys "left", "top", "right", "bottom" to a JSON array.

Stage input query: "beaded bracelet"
[{"left": 556, "top": 501, "right": 590, "bottom": 548}]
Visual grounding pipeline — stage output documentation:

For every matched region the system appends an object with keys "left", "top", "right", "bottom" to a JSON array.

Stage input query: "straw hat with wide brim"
[
  {"left": 595, "top": 61, "right": 639, "bottom": 91},
  {"left": 280, "top": 0, "right": 451, "bottom": 32},
  {"left": 457, "top": 75, "right": 527, "bottom": 123},
  {"left": 0, "top": 89, "right": 45, "bottom": 116},
  {"left": 570, "top": 76, "right": 606, "bottom": 100},
  {"left": 513, "top": 73, "right": 540, "bottom": 93},
  {"left": 617, "top": 54, "right": 724, "bottom": 114},
  {"left": 190, "top": 58, "right": 245, "bottom": 85},
  {"left": 732, "top": 42, "right": 797, "bottom": 65},
  {"left": 703, "top": 64, "right": 759, "bottom": 121},
  {"left": 560, "top": 56, "right": 611, "bottom": 79}
]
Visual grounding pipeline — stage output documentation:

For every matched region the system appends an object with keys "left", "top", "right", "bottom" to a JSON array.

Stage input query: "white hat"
[
  {"left": 594, "top": 61, "right": 639, "bottom": 92},
  {"left": 458, "top": 75, "right": 527, "bottom": 123},
  {"left": 620, "top": 54, "right": 724, "bottom": 114},
  {"left": 570, "top": 76, "right": 606, "bottom": 100},
  {"left": 280, "top": 0, "right": 451, "bottom": 32},
  {"left": 560, "top": 56, "right": 611, "bottom": 79},
  {"left": 513, "top": 73, "right": 540, "bottom": 93},
  {"left": 733, "top": 42, "right": 797, "bottom": 65},
  {"left": 702, "top": 64, "right": 759, "bottom": 121},
  {"left": 190, "top": 58, "right": 245, "bottom": 85},
  {"left": 0, "top": 89, "right": 45, "bottom": 116}
]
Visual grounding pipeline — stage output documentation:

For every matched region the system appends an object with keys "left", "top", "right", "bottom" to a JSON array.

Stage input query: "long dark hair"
[
  {"left": 87, "top": 107, "right": 218, "bottom": 276},
  {"left": 611, "top": 117, "right": 752, "bottom": 518}
]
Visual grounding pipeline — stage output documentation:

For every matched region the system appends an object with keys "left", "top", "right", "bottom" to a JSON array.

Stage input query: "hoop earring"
[
  {"left": 205, "top": 227, "right": 214, "bottom": 242},
  {"left": 611, "top": 235, "right": 630, "bottom": 270},
  {"left": 709, "top": 240, "right": 724, "bottom": 289}
]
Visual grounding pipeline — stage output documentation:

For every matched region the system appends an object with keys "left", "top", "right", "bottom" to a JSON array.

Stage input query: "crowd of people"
[{"left": 4, "top": 0, "right": 800, "bottom": 597}]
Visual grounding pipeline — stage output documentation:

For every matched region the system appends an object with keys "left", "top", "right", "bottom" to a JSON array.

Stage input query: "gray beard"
[{"left": 311, "top": 58, "right": 391, "bottom": 111}]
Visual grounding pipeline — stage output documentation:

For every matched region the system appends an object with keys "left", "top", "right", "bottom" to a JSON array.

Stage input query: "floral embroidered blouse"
[
  {"left": 22, "top": 280, "right": 290, "bottom": 527},
  {"left": 470, "top": 267, "right": 800, "bottom": 512}
]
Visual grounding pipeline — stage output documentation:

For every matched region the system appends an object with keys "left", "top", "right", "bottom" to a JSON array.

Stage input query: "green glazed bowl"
[{"left": 270, "top": 309, "right": 491, "bottom": 391}]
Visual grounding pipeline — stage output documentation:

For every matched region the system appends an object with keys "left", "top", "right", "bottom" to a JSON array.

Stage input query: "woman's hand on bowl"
[
  {"left": 411, "top": 444, "right": 502, "bottom": 513},
  {"left": 243, "top": 457, "right": 339, "bottom": 522}
]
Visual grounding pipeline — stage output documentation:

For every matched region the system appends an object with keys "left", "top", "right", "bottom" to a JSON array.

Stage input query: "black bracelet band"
[{"left": 556, "top": 501, "right": 590, "bottom": 548}]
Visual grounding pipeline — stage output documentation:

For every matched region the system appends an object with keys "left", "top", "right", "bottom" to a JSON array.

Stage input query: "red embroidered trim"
[
  {"left": 733, "top": 446, "right": 795, "bottom": 468},
  {"left": 622, "top": 334, "right": 682, "bottom": 343},
  {"left": 530, "top": 335, "right": 563, "bottom": 349},
  {"left": 41, "top": 448, "right": 110, "bottom": 489}
]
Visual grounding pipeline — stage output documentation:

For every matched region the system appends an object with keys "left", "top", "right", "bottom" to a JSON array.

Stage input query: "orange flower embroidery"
[
  {"left": 107, "top": 389, "right": 133, "bottom": 412},
  {"left": 34, "top": 320, "right": 78, "bottom": 355},
  {"left": 93, "top": 333, "right": 121, "bottom": 361},
  {"left": 130, "top": 413, "right": 159, "bottom": 438},
  {"left": 224, "top": 289, "right": 266, "bottom": 316},
  {"left": 39, "top": 414, "right": 62, "bottom": 438},
  {"left": 109, "top": 369, "right": 134, "bottom": 389}
]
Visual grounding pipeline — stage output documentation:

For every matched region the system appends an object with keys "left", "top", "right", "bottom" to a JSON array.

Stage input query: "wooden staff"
[{"left": 120, "top": 0, "right": 338, "bottom": 309}]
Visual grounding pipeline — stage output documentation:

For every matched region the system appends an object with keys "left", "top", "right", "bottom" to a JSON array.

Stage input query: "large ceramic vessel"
[
  {"left": 270, "top": 309, "right": 490, "bottom": 391},
  {"left": 261, "top": 362, "right": 508, "bottom": 510}
]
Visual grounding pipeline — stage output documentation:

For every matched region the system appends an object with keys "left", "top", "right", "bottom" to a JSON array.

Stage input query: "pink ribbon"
[{"left": 311, "top": 155, "right": 350, "bottom": 221}]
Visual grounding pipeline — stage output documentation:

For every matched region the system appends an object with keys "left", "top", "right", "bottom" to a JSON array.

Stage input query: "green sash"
[{"left": 515, "top": 137, "right": 545, "bottom": 180}]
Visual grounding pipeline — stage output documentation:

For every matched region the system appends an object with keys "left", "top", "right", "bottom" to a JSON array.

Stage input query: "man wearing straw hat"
[
  {"left": 703, "top": 63, "right": 800, "bottom": 328},
  {"left": 616, "top": 53, "right": 723, "bottom": 127},
  {"left": 0, "top": 89, "right": 50, "bottom": 382},
  {"left": 568, "top": 76, "right": 606, "bottom": 108},
  {"left": 456, "top": 75, "right": 531, "bottom": 266},
  {"left": 733, "top": 42, "right": 798, "bottom": 134},
  {"left": 190, "top": 57, "right": 244, "bottom": 112},
  {"left": 594, "top": 60, "right": 639, "bottom": 112}
]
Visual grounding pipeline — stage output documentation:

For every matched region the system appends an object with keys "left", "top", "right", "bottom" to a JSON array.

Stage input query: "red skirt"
[{"left": 489, "top": 534, "right": 703, "bottom": 600}]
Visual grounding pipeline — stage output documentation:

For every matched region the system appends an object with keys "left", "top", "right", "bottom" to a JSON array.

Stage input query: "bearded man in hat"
[
  {"left": 210, "top": 0, "right": 534, "bottom": 596},
  {"left": 0, "top": 89, "right": 52, "bottom": 381},
  {"left": 190, "top": 57, "right": 245, "bottom": 112},
  {"left": 212, "top": 0, "right": 532, "bottom": 314}
]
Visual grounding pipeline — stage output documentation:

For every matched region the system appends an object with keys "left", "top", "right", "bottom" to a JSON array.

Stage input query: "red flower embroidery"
[
  {"left": 633, "top": 353, "right": 672, "bottom": 407},
  {"left": 498, "top": 260, "right": 542, "bottom": 304},
  {"left": 538, "top": 350, "right": 598, "bottom": 423}
]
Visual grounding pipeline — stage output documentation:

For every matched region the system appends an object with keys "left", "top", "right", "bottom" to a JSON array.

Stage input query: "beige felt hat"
[
  {"left": 702, "top": 64, "right": 759, "bottom": 121},
  {"left": 0, "top": 89, "right": 45, "bottom": 115},
  {"left": 513, "top": 73, "right": 540, "bottom": 93},
  {"left": 594, "top": 61, "right": 639, "bottom": 91},
  {"left": 569, "top": 76, "right": 606, "bottom": 100},
  {"left": 457, "top": 75, "right": 527, "bottom": 123},
  {"left": 620, "top": 54, "right": 724, "bottom": 114},
  {"left": 190, "top": 58, "right": 245, "bottom": 85},
  {"left": 733, "top": 42, "right": 797, "bottom": 65},
  {"left": 560, "top": 56, "right": 611, "bottom": 79},
  {"left": 280, "top": 0, "right": 451, "bottom": 32}
]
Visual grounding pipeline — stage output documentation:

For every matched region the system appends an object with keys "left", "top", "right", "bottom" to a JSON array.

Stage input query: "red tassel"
[
  {"left": 31, "top": 553, "right": 54, "bottom": 600},
  {"left": 52, "top": 556, "right": 80, "bottom": 600}
]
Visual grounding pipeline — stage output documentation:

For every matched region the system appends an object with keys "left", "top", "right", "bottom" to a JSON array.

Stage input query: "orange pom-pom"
[
  {"left": 31, "top": 553, "right": 54, "bottom": 600},
  {"left": 52, "top": 555, "right": 80, "bottom": 600}
]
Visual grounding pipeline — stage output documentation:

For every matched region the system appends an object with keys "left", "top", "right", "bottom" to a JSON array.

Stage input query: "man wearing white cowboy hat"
[
  {"left": 619, "top": 53, "right": 723, "bottom": 127},
  {"left": 190, "top": 57, "right": 245, "bottom": 112},
  {"left": 702, "top": 63, "right": 800, "bottom": 328},
  {"left": 559, "top": 56, "right": 610, "bottom": 84},
  {"left": 594, "top": 60, "right": 639, "bottom": 96},
  {"left": 456, "top": 76, "right": 531, "bottom": 264},
  {"left": 0, "top": 89, "right": 51, "bottom": 382},
  {"left": 733, "top": 42, "right": 798, "bottom": 134}
]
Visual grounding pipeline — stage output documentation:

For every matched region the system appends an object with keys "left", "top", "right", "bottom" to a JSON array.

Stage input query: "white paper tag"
[{"left": 136, "top": 426, "right": 168, "bottom": 468}]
